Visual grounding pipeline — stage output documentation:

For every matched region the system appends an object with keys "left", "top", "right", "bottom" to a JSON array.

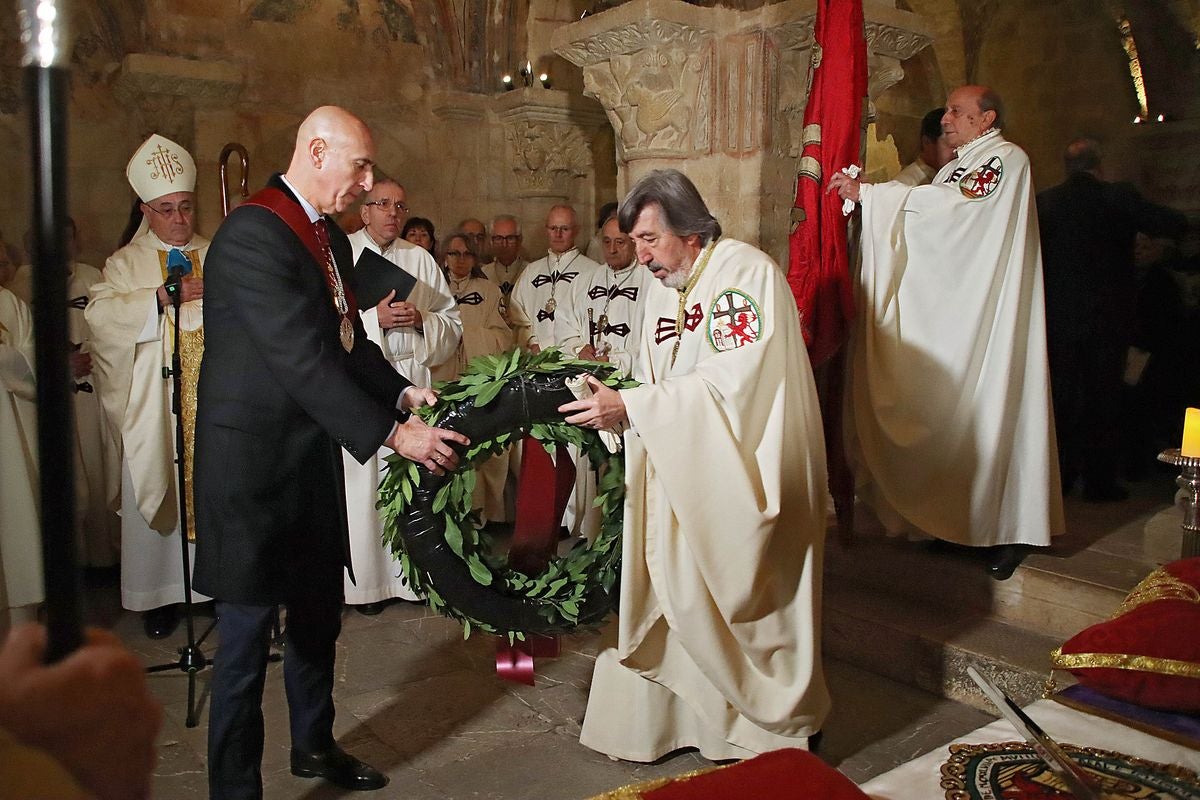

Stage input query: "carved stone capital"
[
  {"left": 864, "top": 20, "right": 933, "bottom": 62},
  {"left": 556, "top": 19, "right": 715, "bottom": 67},
  {"left": 502, "top": 119, "right": 593, "bottom": 199}
]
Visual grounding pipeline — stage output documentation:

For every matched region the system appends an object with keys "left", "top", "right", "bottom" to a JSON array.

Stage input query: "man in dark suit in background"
[
  {"left": 194, "top": 105, "right": 468, "bottom": 800},
  {"left": 1038, "top": 137, "right": 1186, "bottom": 502}
]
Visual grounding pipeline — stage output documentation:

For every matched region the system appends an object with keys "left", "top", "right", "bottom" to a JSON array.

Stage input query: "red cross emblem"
[{"left": 959, "top": 156, "right": 1004, "bottom": 199}]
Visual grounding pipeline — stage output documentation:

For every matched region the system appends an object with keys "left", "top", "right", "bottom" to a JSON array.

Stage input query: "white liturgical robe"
[
  {"left": 0, "top": 288, "right": 41, "bottom": 619},
  {"left": 567, "top": 260, "right": 649, "bottom": 377},
  {"left": 580, "top": 238, "right": 830, "bottom": 762},
  {"left": 433, "top": 275, "right": 513, "bottom": 523},
  {"left": 87, "top": 230, "right": 211, "bottom": 610},
  {"left": 507, "top": 248, "right": 601, "bottom": 352},
  {"left": 892, "top": 158, "right": 936, "bottom": 187},
  {"left": 848, "top": 129, "right": 1064, "bottom": 548},
  {"left": 11, "top": 261, "right": 119, "bottom": 567},
  {"left": 343, "top": 229, "right": 462, "bottom": 604},
  {"left": 482, "top": 257, "right": 526, "bottom": 309}
]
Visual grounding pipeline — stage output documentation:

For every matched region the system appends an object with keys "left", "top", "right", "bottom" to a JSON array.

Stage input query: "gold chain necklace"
[{"left": 671, "top": 239, "right": 717, "bottom": 367}]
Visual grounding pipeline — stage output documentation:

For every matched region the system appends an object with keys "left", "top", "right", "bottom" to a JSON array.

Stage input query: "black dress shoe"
[
  {"left": 142, "top": 604, "right": 180, "bottom": 639},
  {"left": 354, "top": 602, "right": 386, "bottom": 616},
  {"left": 987, "top": 545, "right": 1025, "bottom": 581},
  {"left": 291, "top": 745, "right": 388, "bottom": 790}
]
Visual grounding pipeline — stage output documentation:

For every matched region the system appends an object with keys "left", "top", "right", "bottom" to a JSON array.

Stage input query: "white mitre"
[{"left": 126, "top": 133, "right": 196, "bottom": 202}]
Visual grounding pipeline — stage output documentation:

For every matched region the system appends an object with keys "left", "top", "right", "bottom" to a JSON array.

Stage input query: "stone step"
[
  {"left": 823, "top": 532, "right": 1152, "bottom": 642},
  {"left": 822, "top": 580, "right": 1065, "bottom": 713}
]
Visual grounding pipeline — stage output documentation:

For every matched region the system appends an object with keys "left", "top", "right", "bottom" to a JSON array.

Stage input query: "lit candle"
[{"left": 1183, "top": 408, "right": 1200, "bottom": 457}]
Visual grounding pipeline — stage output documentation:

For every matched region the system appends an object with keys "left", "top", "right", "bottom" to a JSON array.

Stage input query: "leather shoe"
[
  {"left": 354, "top": 602, "right": 386, "bottom": 616},
  {"left": 987, "top": 545, "right": 1025, "bottom": 581},
  {"left": 291, "top": 745, "right": 388, "bottom": 790},
  {"left": 142, "top": 604, "right": 180, "bottom": 639}
]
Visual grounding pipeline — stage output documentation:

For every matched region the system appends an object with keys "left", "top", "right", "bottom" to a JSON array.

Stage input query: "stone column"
[{"left": 552, "top": 0, "right": 930, "bottom": 264}]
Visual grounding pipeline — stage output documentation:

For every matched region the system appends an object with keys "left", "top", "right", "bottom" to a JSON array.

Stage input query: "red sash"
[{"left": 243, "top": 187, "right": 358, "bottom": 317}]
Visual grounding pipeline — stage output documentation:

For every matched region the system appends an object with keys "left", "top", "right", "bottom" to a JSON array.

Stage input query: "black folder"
[{"left": 351, "top": 248, "right": 418, "bottom": 309}]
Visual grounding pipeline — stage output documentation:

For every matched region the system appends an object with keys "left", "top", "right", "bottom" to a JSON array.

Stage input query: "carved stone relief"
[
  {"left": 583, "top": 43, "right": 711, "bottom": 159},
  {"left": 503, "top": 120, "right": 593, "bottom": 198}
]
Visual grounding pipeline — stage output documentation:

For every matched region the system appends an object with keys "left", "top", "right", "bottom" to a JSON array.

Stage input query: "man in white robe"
[
  {"left": 892, "top": 108, "right": 954, "bottom": 187},
  {"left": 0, "top": 286, "right": 41, "bottom": 627},
  {"left": 562, "top": 169, "right": 830, "bottom": 761},
  {"left": 482, "top": 214, "right": 527, "bottom": 317},
  {"left": 829, "top": 85, "right": 1064, "bottom": 580},
  {"left": 343, "top": 179, "right": 461, "bottom": 612},
  {"left": 509, "top": 205, "right": 603, "bottom": 538},
  {"left": 86, "top": 134, "right": 211, "bottom": 638},
  {"left": 507, "top": 205, "right": 601, "bottom": 353},
  {"left": 10, "top": 219, "right": 119, "bottom": 568},
  {"left": 571, "top": 215, "right": 649, "bottom": 378},
  {"left": 458, "top": 218, "right": 490, "bottom": 266}
]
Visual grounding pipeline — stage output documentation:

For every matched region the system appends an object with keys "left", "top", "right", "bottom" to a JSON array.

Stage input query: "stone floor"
[
  {"left": 85, "top": 468, "right": 1184, "bottom": 799},
  {"left": 85, "top": 576, "right": 993, "bottom": 799}
]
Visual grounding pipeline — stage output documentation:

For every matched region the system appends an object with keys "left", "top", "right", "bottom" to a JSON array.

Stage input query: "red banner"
[{"left": 786, "top": 0, "right": 867, "bottom": 368}]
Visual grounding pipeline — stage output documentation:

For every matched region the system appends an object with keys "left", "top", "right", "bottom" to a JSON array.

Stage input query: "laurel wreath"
[{"left": 377, "top": 348, "right": 638, "bottom": 640}]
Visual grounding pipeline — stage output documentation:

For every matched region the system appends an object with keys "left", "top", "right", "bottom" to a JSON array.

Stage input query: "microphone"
[{"left": 164, "top": 248, "right": 191, "bottom": 305}]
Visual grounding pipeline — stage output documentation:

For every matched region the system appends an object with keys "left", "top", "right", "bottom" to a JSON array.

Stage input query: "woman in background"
[
  {"left": 433, "top": 232, "right": 513, "bottom": 524},
  {"left": 402, "top": 217, "right": 437, "bottom": 258}
]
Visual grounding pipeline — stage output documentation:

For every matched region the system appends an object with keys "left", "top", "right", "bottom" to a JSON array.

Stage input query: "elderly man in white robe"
[
  {"left": 482, "top": 214, "right": 527, "bottom": 315},
  {"left": 87, "top": 133, "right": 211, "bottom": 639},
  {"left": 10, "top": 219, "right": 119, "bottom": 569},
  {"left": 344, "top": 178, "right": 461, "bottom": 613},
  {"left": 571, "top": 215, "right": 648, "bottom": 378},
  {"left": 829, "top": 85, "right": 1064, "bottom": 581},
  {"left": 561, "top": 169, "right": 830, "bottom": 761},
  {"left": 0, "top": 286, "right": 41, "bottom": 628},
  {"left": 507, "top": 205, "right": 601, "bottom": 354}
]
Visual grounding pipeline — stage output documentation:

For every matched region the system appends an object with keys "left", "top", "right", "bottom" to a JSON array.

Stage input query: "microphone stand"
[{"left": 144, "top": 269, "right": 217, "bottom": 728}]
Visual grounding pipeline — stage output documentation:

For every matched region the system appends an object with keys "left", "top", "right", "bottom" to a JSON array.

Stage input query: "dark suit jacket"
[
  {"left": 194, "top": 175, "right": 410, "bottom": 604},
  {"left": 1037, "top": 172, "right": 1185, "bottom": 346}
]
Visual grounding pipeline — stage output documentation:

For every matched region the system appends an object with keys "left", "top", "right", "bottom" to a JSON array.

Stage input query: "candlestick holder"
[{"left": 1157, "top": 448, "right": 1200, "bottom": 558}]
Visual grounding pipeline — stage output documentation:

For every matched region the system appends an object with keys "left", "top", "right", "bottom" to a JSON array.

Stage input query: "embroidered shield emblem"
[
  {"left": 708, "top": 289, "right": 762, "bottom": 352},
  {"left": 939, "top": 740, "right": 1200, "bottom": 800},
  {"left": 959, "top": 155, "right": 1003, "bottom": 199}
]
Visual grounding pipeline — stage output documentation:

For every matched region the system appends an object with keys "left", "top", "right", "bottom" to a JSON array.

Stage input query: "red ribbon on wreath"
[{"left": 495, "top": 437, "right": 575, "bottom": 684}]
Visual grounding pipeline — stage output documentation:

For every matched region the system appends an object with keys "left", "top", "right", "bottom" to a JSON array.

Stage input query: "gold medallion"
[
  {"left": 544, "top": 297, "right": 557, "bottom": 314},
  {"left": 340, "top": 317, "right": 354, "bottom": 352}
]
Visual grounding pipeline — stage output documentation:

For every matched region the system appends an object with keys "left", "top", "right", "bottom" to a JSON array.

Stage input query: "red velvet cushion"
[
  {"left": 1053, "top": 557, "right": 1200, "bottom": 712},
  {"left": 643, "top": 749, "right": 869, "bottom": 800}
]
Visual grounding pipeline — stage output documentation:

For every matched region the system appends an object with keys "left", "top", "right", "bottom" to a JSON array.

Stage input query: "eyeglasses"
[
  {"left": 546, "top": 225, "right": 574, "bottom": 234},
  {"left": 364, "top": 199, "right": 409, "bottom": 213},
  {"left": 445, "top": 250, "right": 473, "bottom": 258},
  {"left": 145, "top": 202, "right": 195, "bottom": 218},
  {"left": 491, "top": 234, "right": 520, "bottom": 244}
]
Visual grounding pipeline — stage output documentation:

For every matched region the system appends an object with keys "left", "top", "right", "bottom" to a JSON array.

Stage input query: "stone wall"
[
  {"left": 2, "top": 0, "right": 1195, "bottom": 270},
  {"left": 973, "top": 0, "right": 1199, "bottom": 211},
  {"left": 0, "top": 0, "right": 611, "bottom": 269}
]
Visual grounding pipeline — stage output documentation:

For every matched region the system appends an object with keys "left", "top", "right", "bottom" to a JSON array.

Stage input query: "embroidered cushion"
[{"left": 1052, "top": 557, "right": 1200, "bottom": 711}]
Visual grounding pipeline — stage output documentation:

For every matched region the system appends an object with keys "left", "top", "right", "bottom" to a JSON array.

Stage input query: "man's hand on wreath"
[
  {"left": 387, "top": 416, "right": 469, "bottom": 475},
  {"left": 401, "top": 386, "right": 439, "bottom": 410},
  {"left": 558, "top": 375, "right": 627, "bottom": 431}
]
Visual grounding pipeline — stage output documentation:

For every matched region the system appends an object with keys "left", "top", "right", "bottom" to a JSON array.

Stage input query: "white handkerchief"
[
  {"left": 841, "top": 164, "right": 862, "bottom": 216},
  {"left": 566, "top": 374, "right": 623, "bottom": 453}
]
